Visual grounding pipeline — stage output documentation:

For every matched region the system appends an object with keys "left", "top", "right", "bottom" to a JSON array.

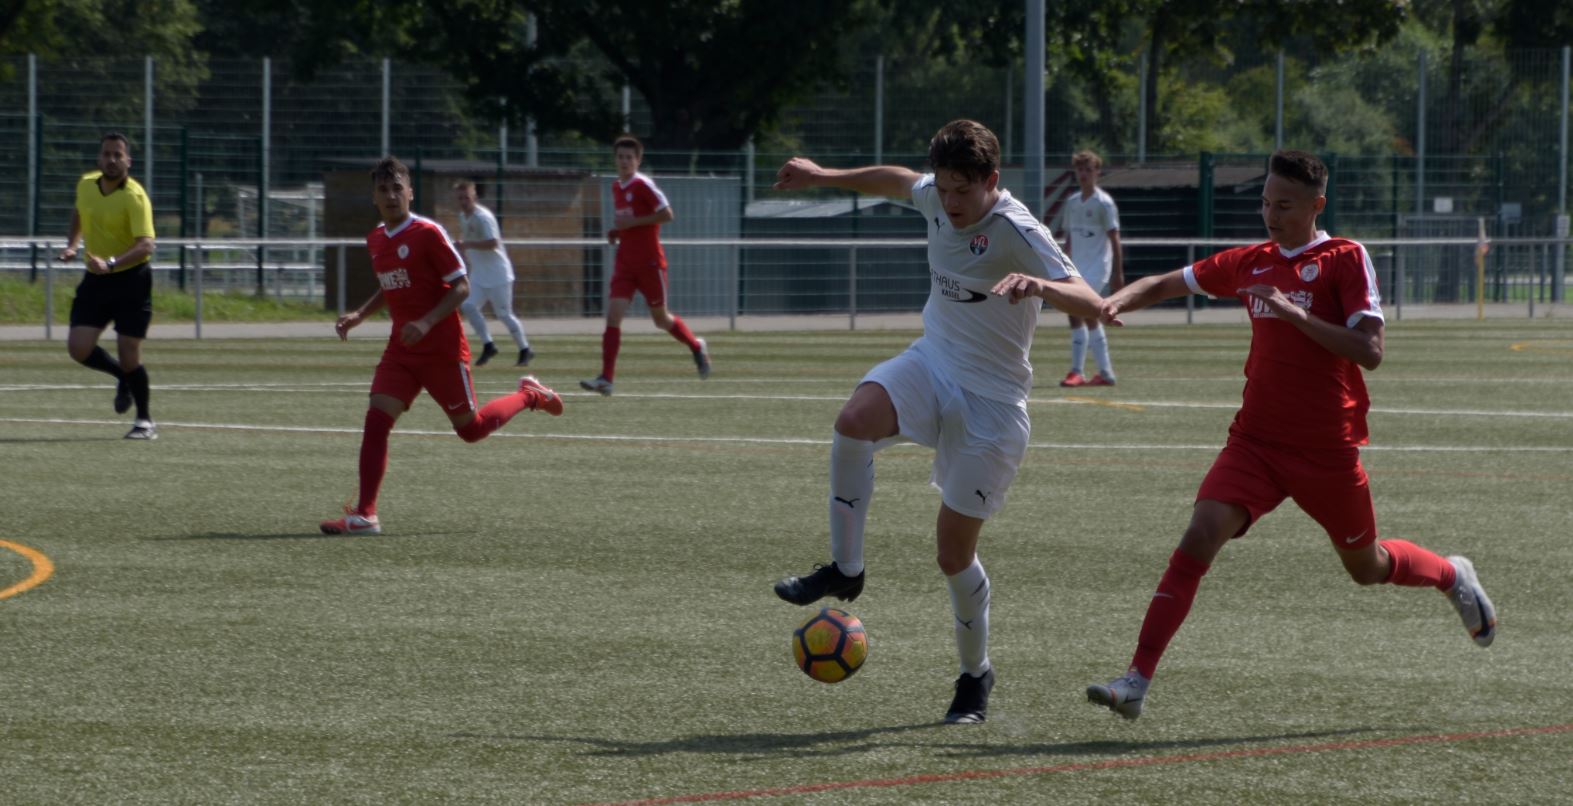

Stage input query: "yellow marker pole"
[{"left": 1475, "top": 217, "right": 1490, "bottom": 321}]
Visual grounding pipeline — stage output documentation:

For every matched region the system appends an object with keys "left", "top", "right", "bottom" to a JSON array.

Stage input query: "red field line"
[{"left": 593, "top": 723, "right": 1573, "bottom": 806}]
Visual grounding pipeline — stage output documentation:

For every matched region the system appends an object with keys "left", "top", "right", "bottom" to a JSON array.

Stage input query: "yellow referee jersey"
[{"left": 75, "top": 171, "right": 155, "bottom": 272}]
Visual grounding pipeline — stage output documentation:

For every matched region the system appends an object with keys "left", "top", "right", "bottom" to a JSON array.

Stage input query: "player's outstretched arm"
[
  {"left": 773, "top": 157, "right": 920, "bottom": 199},
  {"left": 990, "top": 274, "right": 1106, "bottom": 321},
  {"left": 1099, "top": 268, "right": 1189, "bottom": 324}
]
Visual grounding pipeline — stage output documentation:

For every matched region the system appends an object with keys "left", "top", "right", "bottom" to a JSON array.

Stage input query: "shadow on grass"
[
  {"left": 451, "top": 725, "right": 1393, "bottom": 761},
  {"left": 142, "top": 531, "right": 463, "bottom": 541},
  {"left": 0, "top": 436, "right": 109, "bottom": 443},
  {"left": 451, "top": 722, "right": 942, "bottom": 758},
  {"left": 931, "top": 726, "right": 1387, "bottom": 760}
]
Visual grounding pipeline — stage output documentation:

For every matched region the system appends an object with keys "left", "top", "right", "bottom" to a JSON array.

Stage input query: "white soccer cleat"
[
  {"left": 693, "top": 338, "right": 712, "bottom": 380},
  {"left": 319, "top": 510, "right": 381, "bottom": 536},
  {"left": 1446, "top": 556, "right": 1496, "bottom": 648},
  {"left": 1087, "top": 672, "right": 1149, "bottom": 720}
]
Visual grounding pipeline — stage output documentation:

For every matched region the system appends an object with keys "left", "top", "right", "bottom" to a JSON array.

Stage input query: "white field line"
[
  {"left": 4, "top": 381, "right": 1573, "bottom": 420},
  {"left": 2, "top": 416, "right": 1572, "bottom": 453}
]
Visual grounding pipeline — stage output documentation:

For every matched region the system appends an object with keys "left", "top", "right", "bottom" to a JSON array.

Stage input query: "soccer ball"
[{"left": 792, "top": 607, "right": 868, "bottom": 683}]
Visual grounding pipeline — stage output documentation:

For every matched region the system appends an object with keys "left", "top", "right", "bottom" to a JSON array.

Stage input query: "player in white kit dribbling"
[{"left": 770, "top": 120, "right": 1107, "bottom": 724}]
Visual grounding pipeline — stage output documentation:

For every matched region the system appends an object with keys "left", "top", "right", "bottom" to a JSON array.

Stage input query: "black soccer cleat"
[
  {"left": 113, "top": 378, "right": 132, "bottom": 414},
  {"left": 773, "top": 563, "right": 864, "bottom": 605},
  {"left": 517, "top": 347, "right": 535, "bottom": 367},
  {"left": 476, "top": 342, "right": 499, "bottom": 366},
  {"left": 944, "top": 668, "right": 996, "bottom": 724}
]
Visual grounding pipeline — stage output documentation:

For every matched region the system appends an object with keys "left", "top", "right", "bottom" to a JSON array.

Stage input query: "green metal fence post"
[
  {"left": 256, "top": 135, "right": 265, "bottom": 296},
  {"left": 414, "top": 146, "right": 424, "bottom": 214},
  {"left": 1324, "top": 152, "right": 1338, "bottom": 235},
  {"left": 178, "top": 127, "right": 188, "bottom": 290},
  {"left": 495, "top": 147, "right": 505, "bottom": 223},
  {"left": 1197, "top": 152, "right": 1215, "bottom": 240}
]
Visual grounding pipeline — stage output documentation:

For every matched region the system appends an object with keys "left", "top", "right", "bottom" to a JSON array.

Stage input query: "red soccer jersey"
[
  {"left": 612, "top": 172, "right": 669, "bottom": 270},
  {"left": 1186, "top": 233, "right": 1384, "bottom": 448},
  {"left": 367, "top": 214, "right": 469, "bottom": 360}
]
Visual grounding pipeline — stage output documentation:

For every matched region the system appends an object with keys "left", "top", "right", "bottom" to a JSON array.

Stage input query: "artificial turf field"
[{"left": 2, "top": 319, "right": 1571, "bottom": 804}]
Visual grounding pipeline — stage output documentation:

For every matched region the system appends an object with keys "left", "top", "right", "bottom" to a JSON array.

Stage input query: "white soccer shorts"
[
  {"left": 859, "top": 341, "right": 1030, "bottom": 520},
  {"left": 461, "top": 282, "right": 517, "bottom": 319}
]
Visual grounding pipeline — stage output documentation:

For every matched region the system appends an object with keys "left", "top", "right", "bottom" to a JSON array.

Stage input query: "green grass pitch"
[{"left": 2, "top": 319, "right": 1571, "bottom": 804}]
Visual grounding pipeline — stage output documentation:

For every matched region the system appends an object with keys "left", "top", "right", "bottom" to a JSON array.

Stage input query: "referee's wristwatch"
[{"left": 106, "top": 256, "right": 117, "bottom": 271}]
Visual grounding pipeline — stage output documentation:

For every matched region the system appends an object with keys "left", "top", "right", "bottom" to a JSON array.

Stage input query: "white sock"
[
  {"left": 828, "top": 432, "right": 875, "bottom": 577},
  {"left": 1089, "top": 327, "right": 1114, "bottom": 378},
  {"left": 947, "top": 558, "right": 991, "bottom": 677},
  {"left": 1069, "top": 326, "right": 1088, "bottom": 374}
]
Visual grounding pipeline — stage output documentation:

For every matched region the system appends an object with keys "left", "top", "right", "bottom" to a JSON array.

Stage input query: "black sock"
[
  {"left": 126, "top": 366, "right": 151, "bottom": 420},
  {"left": 80, "top": 346, "right": 124, "bottom": 380}
]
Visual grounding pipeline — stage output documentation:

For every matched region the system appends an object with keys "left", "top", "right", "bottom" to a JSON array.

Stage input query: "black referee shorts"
[{"left": 69, "top": 262, "right": 154, "bottom": 338}]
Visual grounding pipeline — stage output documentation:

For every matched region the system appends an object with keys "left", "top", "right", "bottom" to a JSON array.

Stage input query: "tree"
[
  {"left": 255, "top": 0, "right": 878, "bottom": 152},
  {"left": 1, "top": 0, "right": 207, "bottom": 120}
]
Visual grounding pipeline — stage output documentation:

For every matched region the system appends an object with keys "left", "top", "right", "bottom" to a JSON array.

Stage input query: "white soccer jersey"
[
  {"left": 458, "top": 203, "right": 514, "bottom": 287},
  {"left": 910, "top": 174, "right": 1081, "bottom": 404},
  {"left": 1061, "top": 187, "right": 1119, "bottom": 287}
]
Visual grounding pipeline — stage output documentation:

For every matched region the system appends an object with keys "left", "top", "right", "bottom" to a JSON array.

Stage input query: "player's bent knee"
[{"left": 936, "top": 551, "right": 973, "bottom": 576}]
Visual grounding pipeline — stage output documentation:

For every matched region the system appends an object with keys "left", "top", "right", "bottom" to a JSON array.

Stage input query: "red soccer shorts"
[
  {"left": 1195, "top": 431, "right": 1379, "bottom": 548},
  {"left": 369, "top": 351, "right": 477, "bottom": 415},
  {"left": 609, "top": 262, "right": 669, "bottom": 307}
]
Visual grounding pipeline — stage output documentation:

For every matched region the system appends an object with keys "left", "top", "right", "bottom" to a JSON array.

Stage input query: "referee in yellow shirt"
[{"left": 56, "top": 132, "right": 159, "bottom": 440}]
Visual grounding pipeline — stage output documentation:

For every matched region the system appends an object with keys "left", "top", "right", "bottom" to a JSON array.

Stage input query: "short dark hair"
[
  {"left": 451, "top": 179, "right": 480, "bottom": 195},
  {"left": 1269, "top": 149, "right": 1327, "bottom": 194},
  {"left": 613, "top": 134, "right": 643, "bottom": 158},
  {"left": 928, "top": 120, "right": 1000, "bottom": 183},
  {"left": 370, "top": 156, "right": 410, "bottom": 186},
  {"left": 101, "top": 132, "right": 132, "bottom": 152}
]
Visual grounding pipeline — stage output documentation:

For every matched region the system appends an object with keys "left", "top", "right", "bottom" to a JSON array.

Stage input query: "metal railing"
[{"left": 3, "top": 235, "right": 1568, "bottom": 337}]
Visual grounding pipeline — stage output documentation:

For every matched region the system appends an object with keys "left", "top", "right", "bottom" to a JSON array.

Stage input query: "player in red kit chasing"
[
  {"left": 579, "top": 134, "right": 710, "bottom": 396},
  {"left": 320, "top": 157, "right": 563, "bottom": 536},
  {"left": 1084, "top": 150, "right": 1496, "bottom": 720}
]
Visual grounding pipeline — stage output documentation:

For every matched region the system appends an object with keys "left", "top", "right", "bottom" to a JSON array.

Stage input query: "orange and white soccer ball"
[{"left": 791, "top": 607, "right": 869, "bottom": 683}]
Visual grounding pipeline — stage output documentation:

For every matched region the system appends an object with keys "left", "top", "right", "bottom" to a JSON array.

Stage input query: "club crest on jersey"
[
  {"left": 397, "top": 244, "right": 410, "bottom": 259},
  {"left": 625, "top": 192, "right": 634, "bottom": 202},
  {"left": 1298, "top": 262, "right": 1320, "bottom": 282},
  {"left": 969, "top": 234, "right": 989, "bottom": 255}
]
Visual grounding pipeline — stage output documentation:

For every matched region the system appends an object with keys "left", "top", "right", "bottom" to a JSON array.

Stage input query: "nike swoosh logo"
[
  {"left": 1344, "top": 530, "right": 1368, "bottom": 544},
  {"left": 951, "top": 290, "right": 988, "bottom": 303},
  {"left": 446, "top": 402, "right": 465, "bottom": 411},
  {"left": 1251, "top": 267, "right": 1273, "bottom": 275}
]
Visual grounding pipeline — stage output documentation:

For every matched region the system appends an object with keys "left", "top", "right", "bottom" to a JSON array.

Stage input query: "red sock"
[
  {"left": 601, "top": 327, "right": 621, "bottom": 381},
  {"left": 667, "top": 315, "right": 701, "bottom": 351},
  {"left": 1129, "top": 548, "right": 1211, "bottom": 680},
  {"left": 356, "top": 408, "right": 396, "bottom": 517},
  {"left": 1381, "top": 539, "right": 1456, "bottom": 590},
  {"left": 456, "top": 391, "right": 536, "bottom": 443}
]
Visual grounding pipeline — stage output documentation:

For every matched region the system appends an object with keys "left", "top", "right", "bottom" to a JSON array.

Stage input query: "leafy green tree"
[
  {"left": 242, "top": 0, "right": 878, "bottom": 152},
  {"left": 2, "top": 0, "right": 206, "bottom": 120}
]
